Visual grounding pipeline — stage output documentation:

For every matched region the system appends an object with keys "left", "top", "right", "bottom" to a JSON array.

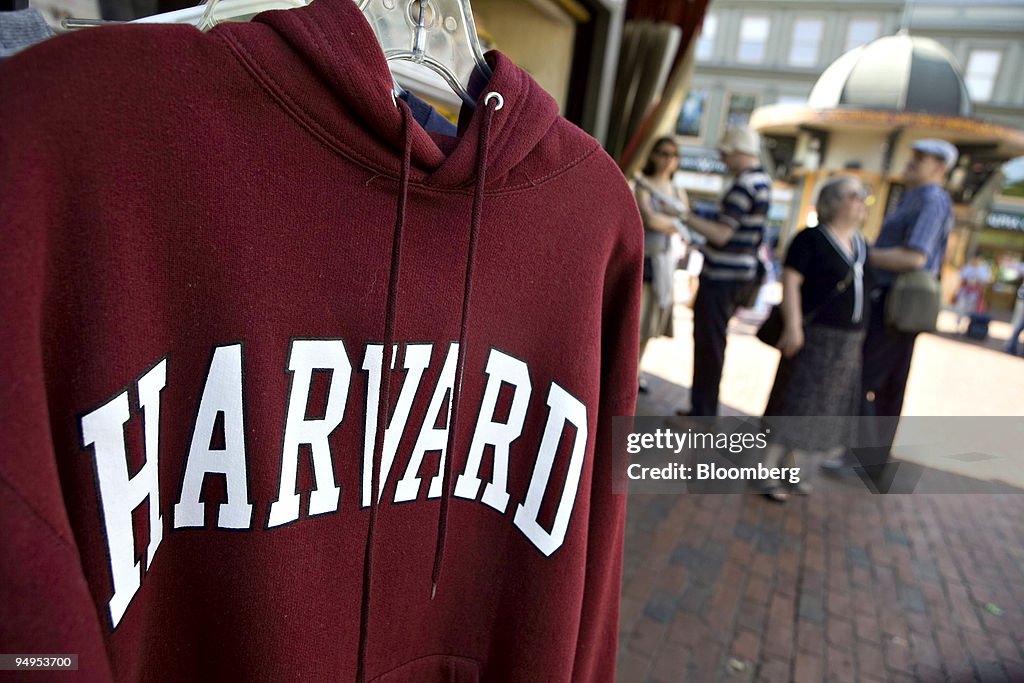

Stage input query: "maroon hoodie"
[{"left": 0, "top": 1, "right": 642, "bottom": 680}]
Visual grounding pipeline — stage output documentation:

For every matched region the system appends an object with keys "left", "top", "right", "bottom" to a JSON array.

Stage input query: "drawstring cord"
[
  {"left": 356, "top": 98, "right": 414, "bottom": 683},
  {"left": 356, "top": 91, "right": 502, "bottom": 682},
  {"left": 431, "top": 92, "right": 502, "bottom": 599}
]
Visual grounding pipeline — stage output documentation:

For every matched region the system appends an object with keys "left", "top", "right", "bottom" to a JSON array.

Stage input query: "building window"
[
  {"left": 788, "top": 18, "right": 824, "bottom": 67},
  {"left": 725, "top": 93, "right": 758, "bottom": 129},
  {"left": 964, "top": 49, "right": 1001, "bottom": 102},
  {"left": 696, "top": 14, "right": 717, "bottom": 62},
  {"left": 675, "top": 90, "right": 708, "bottom": 139},
  {"left": 737, "top": 16, "right": 770, "bottom": 64},
  {"left": 1001, "top": 157, "right": 1024, "bottom": 200},
  {"left": 844, "top": 19, "right": 880, "bottom": 52}
]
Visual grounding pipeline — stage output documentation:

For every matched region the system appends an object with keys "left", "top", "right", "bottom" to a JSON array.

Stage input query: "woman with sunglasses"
[
  {"left": 635, "top": 137, "right": 690, "bottom": 393},
  {"left": 760, "top": 175, "right": 875, "bottom": 501}
]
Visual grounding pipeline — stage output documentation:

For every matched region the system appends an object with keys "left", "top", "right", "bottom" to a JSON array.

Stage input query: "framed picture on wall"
[
  {"left": 675, "top": 89, "right": 708, "bottom": 140},
  {"left": 725, "top": 93, "right": 758, "bottom": 129}
]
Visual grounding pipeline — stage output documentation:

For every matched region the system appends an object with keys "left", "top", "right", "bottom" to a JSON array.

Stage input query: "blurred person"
[
  {"left": 676, "top": 126, "right": 771, "bottom": 415},
  {"left": 760, "top": 177, "right": 873, "bottom": 501},
  {"left": 1009, "top": 264, "right": 1024, "bottom": 332},
  {"left": 953, "top": 255, "right": 991, "bottom": 333},
  {"left": 822, "top": 139, "right": 956, "bottom": 474},
  {"left": 1007, "top": 282, "right": 1024, "bottom": 357},
  {"left": 750, "top": 242, "right": 778, "bottom": 314},
  {"left": 634, "top": 137, "right": 690, "bottom": 393}
]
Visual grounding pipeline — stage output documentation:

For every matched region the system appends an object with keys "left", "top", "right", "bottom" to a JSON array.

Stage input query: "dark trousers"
[
  {"left": 690, "top": 278, "right": 746, "bottom": 416},
  {"left": 856, "top": 288, "right": 917, "bottom": 468}
]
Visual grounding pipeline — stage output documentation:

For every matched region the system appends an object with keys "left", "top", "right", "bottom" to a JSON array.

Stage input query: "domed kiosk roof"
[{"left": 808, "top": 33, "right": 972, "bottom": 118}]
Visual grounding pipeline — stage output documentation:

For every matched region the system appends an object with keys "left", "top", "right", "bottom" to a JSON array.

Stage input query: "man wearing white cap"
[
  {"left": 676, "top": 126, "right": 772, "bottom": 415},
  {"left": 823, "top": 138, "right": 957, "bottom": 474}
]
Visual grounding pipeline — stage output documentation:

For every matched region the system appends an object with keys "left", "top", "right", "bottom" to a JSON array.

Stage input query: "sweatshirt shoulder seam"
[
  {"left": 216, "top": 31, "right": 399, "bottom": 178},
  {"left": 215, "top": 31, "right": 603, "bottom": 198},
  {"left": 497, "top": 142, "right": 603, "bottom": 195}
]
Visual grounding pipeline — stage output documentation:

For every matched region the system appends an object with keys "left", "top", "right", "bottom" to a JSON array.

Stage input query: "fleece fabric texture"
[{"left": 0, "top": 0, "right": 643, "bottom": 680}]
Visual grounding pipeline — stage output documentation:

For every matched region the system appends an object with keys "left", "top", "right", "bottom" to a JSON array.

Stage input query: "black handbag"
[
  {"left": 756, "top": 272, "right": 853, "bottom": 348},
  {"left": 755, "top": 306, "right": 786, "bottom": 346}
]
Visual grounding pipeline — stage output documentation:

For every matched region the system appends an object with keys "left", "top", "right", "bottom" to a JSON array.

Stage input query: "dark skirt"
[
  {"left": 763, "top": 323, "right": 865, "bottom": 451},
  {"left": 639, "top": 281, "right": 673, "bottom": 344}
]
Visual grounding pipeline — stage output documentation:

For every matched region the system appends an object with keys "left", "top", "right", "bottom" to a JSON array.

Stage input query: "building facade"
[{"left": 674, "top": 0, "right": 1024, "bottom": 310}]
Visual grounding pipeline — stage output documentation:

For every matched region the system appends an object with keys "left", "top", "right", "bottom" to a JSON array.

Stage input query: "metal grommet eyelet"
[{"left": 484, "top": 92, "right": 504, "bottom": 111}]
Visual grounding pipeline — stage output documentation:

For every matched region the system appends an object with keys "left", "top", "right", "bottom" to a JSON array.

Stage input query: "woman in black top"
[{"left": 761, "top": 176, "right": 874, "bottom": 501}]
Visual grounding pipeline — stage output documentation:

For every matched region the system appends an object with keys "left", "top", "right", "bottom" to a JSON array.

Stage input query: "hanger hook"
[{"left": 412, "top": 0, "right": 427, "bottom": 60}]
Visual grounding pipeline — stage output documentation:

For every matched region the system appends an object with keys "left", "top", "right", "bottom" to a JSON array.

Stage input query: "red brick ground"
[{"left": 617, "top": 375, "right": 1024, "bottom": 682}]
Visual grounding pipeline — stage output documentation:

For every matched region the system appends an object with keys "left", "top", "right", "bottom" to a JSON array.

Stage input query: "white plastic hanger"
[
  {"left": 130, "top": 0, "right": 306, "bottom": 27},
  {"left": 61, "top": 0, "right": 307, "bottom": 29},
  {"left": 116, "top": 0, "right": 410, "bottom": 100},
  {"left": 357, "top": 0, "right": 490, "bottom": 108},
  {"left": 63, "top": 0, "right": 493, "bottom": 111},
  {"left": 69, "top": 0, "right": 492, "bottom": 109}
]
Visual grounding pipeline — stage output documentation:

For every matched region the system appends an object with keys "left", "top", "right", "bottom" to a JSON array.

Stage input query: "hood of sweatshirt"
[{"left": 220, "top": 0, "right": 560, "bottom": 190}]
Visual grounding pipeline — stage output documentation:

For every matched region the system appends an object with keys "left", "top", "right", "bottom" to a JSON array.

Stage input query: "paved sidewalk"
[{"left": 617, "top": 302, "right": 1024, "bottom": 682}]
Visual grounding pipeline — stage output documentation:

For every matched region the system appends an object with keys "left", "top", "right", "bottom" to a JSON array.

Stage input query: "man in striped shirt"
[{"left": 679, "top": 126, "right": 772, "bottom": 416}]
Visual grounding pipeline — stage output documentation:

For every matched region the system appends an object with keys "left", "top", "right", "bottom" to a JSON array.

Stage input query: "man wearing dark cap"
[{"left": 823, "top": 138, "right": 957, "bottom": 475}]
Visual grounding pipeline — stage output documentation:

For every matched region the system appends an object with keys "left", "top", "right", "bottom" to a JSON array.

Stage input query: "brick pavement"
[{"left": 617, "top": 303, "right": 1024, "bottom": 682}]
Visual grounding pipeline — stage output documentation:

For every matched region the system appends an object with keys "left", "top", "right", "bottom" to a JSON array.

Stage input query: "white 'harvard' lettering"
[{"left": 79, "top": 340, "right": 589, "bottom": 628}]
